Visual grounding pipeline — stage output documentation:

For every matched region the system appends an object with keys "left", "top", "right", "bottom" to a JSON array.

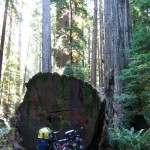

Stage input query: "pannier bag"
[
  {"left": 37, "top": 139, "right": 49, "bottom": 150},
  {"left": 38, "top": 127, "right": 52, "bottom": 139}
]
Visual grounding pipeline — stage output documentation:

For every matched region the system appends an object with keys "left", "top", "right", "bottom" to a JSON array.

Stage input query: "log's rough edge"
[{"left": 15, "top": 72, "right": 106, "bottom": 150}]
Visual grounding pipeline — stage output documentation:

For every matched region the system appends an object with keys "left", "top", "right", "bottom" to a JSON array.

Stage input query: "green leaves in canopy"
[
  {"left": 51, "top": 0, "right": 68, "bottom": 7},
  {"left": 75, "top": 6, "right": 87, "bottom": 18},
  {"left": 131, "top": 26, "right": 150, "bottom": 52},
  {"left": 67, "top": 43, "right": 84, "bottom": 51},
  {"left": 131, "top": 0, "right": 150, "bottom": 26},
  {"left": 53, "top": 0, "right": 88, "bottom": 67},
  {"left": 64, "top": 26, "right": 86, "bottom": 44}
]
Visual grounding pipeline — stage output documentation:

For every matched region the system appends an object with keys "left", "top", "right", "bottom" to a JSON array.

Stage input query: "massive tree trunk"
[
  {"left": 0, "top": 0, "right": 9, "bottom": 80},
  {"left": 99, "top": 0, "right": 104, "bottom": 87},
  {"left": 112, "top": 0, "right": 131, "bottom": 97},
  {"left": 42, "top": 0, "right": 51, "bottom": 72},
  {"left": 104, "top": 0, "right": 131, "bottom": 126},
  {"left": 6, "top": 6, "right": 13, "bottom": 59},
  {"left": 15, "top": 73, "right": 106, "bottom": 149},
  {"left": 91, "top": 0, "right": 98, "bottom": 87}
]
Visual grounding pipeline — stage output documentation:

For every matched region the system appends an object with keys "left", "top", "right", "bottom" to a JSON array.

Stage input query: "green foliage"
[
  {"left": 1, "top": 0, "right": 24, "bottom": 119},
  {"left": 131, "top": 0, "right": 150, "bottom": 26},
  {"left": 0, "top": 123, "right": 7, "bottom": 134},
  {"left": 63, "top": 63, "right": 89, "bottom": 81},
  {"left": 109, "top": 127, "right": 150, "bottom": 150},
  {"left": 2, "top": 50, "right": 22, "bottom": 118},
  {"left": 0, "top": 123, "right": 8, "bottom": 149},
  {"left": 75, "top": 6, "right": 87, "bottom": 18},
  {"left": 51, "top": 0, "right": 68, "bottom": 7},
  {"left": 119, "top": 0, "right": 150, "bottom": 125},
  {"left": 53, "top": 0, "right": 88, "bottom": 66}
]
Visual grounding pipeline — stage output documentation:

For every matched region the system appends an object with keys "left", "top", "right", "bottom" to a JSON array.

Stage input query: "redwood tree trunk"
[
  {"left": 7, "top": 7, "right": 13, "bottom": 59},
  {"left": 104, "top": 0, "right": 131, "bottom": 127},
  {"left": 99, "top": 0, "right": 104, "bottom": 87},
  {"left": 42, "top": 0, "right": 51, "bottom": 72},
  {"left": 88, "top": 27, "right": 91, "bottom": 65},
  {"left": 91, "top": 0, "right": 98, "bottom": 87},
  {"left": 112, "top": 0, "right": 131, "bottom": 97},
  {"left": 0, "top": 0, "right": 9, "bottom": 80}
]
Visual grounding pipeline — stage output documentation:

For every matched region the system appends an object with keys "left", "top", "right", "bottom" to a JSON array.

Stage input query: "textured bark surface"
[
  {"left": 16, "top": 73, "right": 105, "bottom": 149},
  {"left": 104, "top": 0, "right": 131, "bottom": 95},
  {"left": 104, "top": 0, "right": 131, "bottom": 125},
  {"left": 103, "top": 1, "right": 131, "bottom": 148},
  {"left": 99, "top": 0, "right": 104, "bottom": 87},
  {"left": 42, "top": 0, "right": 51, "bottom": 72},
  {"left": 91, "top": 0, "right": 98, "bottom": 87},
  {"left": 0, "top": 0, "right": 9, "bottom": 81},
  {"left": 112, "top": 0, "right": 131, "bottom": 97}
]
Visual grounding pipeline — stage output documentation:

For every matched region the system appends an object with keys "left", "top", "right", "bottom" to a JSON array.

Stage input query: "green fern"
[{"left": 109, "top": 127, "right": 150, "bottom": 150}]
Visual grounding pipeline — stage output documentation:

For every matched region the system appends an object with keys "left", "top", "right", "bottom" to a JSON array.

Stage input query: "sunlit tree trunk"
[
  {"left": 0, "top": 0, "right": 9, "bottom": 80},
  {"left": 0, "top": 0, "right": 13, "bottom": 105},
  {"left": 69, "top": 0, "right": 73, "bottom": 64},
  {"left": 18, "top": 9, "right": 22, "bottom": 71},
  {"left": 99, "top": 0, "right": 104, "bottom": 87},
  {"left": 104, "top": 0, "right": 113, "bottom": 79},
  {"left": 88, "top": 27, "right": 91, "bottom": 65},
  {"left": 91, "top": 0, "right": 98, "bottom": 87},
  {"left": 7, "top": 8, "right": 13, "bottom": 59},
  {"left": 23, "top": 33, "right": 30, "bottom": 93},
  {"left": 17, "top": 6, "right": 22, "bottom": 97},
  {"left": 39, "top": 43, "right": 42, "bottom": 72},
  {"left": 98, "top": 40, "right": 100, "bottom": 86},
  {"left": 42, "top": 0, "right": 51, "bottom": 72}
]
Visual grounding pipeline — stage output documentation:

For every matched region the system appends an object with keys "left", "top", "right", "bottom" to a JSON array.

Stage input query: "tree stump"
[{"left": 16, "top": 73, "right": 105, "bottom": 149}]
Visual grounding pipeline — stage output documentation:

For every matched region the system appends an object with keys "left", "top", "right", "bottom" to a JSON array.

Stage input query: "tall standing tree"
[
  {"left": 42, "top": 0, "right": 51, "bottom": 72},
  {"left": 0, "top": 0, "right": 9, "bottom": 80},
  {"left": 104, "top": 0, "right": 131, "bottom": 126},
  {"left": 91, "top": 0, "right": 98, "bottom": 87},
  {"left": 98, "top": 0, "right": 104, "bottom": 87},
  {"left": 1, "top": 0, "right": 24, "bottom": 117}
]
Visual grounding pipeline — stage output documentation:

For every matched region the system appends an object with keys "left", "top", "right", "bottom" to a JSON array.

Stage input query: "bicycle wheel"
[
  {"left": 48, "top": 144, "right": 58, "bottom": 150},
  {"left": 62, "top": 145, "right": 74, "bottom": 150}
]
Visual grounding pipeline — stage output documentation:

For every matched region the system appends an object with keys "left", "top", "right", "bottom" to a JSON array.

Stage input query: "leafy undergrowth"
[
  {"left": 109, "top": 127, "right": 150, "bottom": 150},
  {"left": 0, "top": 122, "right": 15, "bottom": 149}
]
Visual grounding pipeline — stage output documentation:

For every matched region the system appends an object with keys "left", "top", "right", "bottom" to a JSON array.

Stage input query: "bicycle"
[
  {"left": 62, "top": 129, "right": 85, "bottom": 150},
  {"left": 48, "top": 131, "right": 69, "bottom": 150},
  {"left": 37, "top": 128, "right": 86, "bottom": 150}
]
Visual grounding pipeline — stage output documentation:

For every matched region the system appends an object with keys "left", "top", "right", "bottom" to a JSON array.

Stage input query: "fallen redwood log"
[{"left": 16, "top": 73, "right": 106, "bottom": 149}]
